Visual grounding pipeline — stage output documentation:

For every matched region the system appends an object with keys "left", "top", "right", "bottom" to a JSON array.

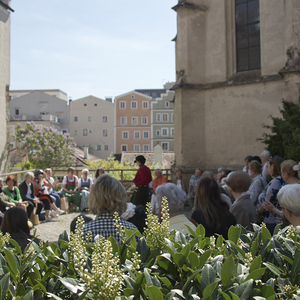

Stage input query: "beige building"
[
  {"left": 10, "top": 89, "right": 68, "bottom": 101},
  {"left": 114, "top": 91, "right": 152, "bottom": 154},
  {"left": 69, "top": 96, "right": 114, "bottom": 159},
  {"left": 172, "top": 0, "right": 300, "bottom": 172},
  {"left": 0, "top": 0, "right": 13, "bottom": 172}
]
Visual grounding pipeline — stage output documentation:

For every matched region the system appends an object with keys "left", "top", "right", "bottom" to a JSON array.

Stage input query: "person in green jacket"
[{"left": 3, "top": 175, "right": 28, "bottom": 211}]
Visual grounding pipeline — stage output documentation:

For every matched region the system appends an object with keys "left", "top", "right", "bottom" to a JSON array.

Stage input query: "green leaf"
[
  {"left": 201, "top": 264, "right": 216, "bottom": 289},
  {"left": 261, "top": 226, "right": 272, "bottom": 244},
  {"left": 108, "top": 236, "right": 119, "bottom": 254},
  {"left": 250, "top": 255, "right": 262, "bottom": 273},
  {"left": 0, "top": 273, "right": 9, "bottom": 300},
  {"left": 174, "top": 253, "right": 186, "bottom": 268},
  {"left": 46, "top": 292, "right": 63, "bottom": 300},
  {"left": 291, "top": 248, "right": 300, "bottom": 284},
  {"left": 261, "top": 285, "right": 275, "bottom": 299},
  {"left": 221, "top": 255, "right": 235, "bottom": 288},
  {"left": 16, "top": 284, "right": 26, "bottom": 297},
  {"left": 199, "top": 250, "right": 212, "bottom": 269},
  {"left": 181, "top": 243, "right": 191, "bottom": 257},
  {"left": 216, "top": 235, "right": 224, "bottom": 247},
  {"left": 144, "top": 268, "right": 153, "bottom": 286},
  {"left": 174, "top": 231, "right": 187, "bottom": 244},
  {"left": 250, "top": 236, "right": 260, "bottom": 257},
  {"left": 195, "top": 224, "right": 205, "bottom": 237},
  {"left": 228, "top": 226, "right": 241, "bottom": 244},
  {"left": 262, "top": 262, "right": 282, "bottom": 277},
  {"left": 21, "top": 290, "right": 34, "bottom": 300},
  {"left": 159, "top": 276, "right": 172, "bottom": 290},
  {"left": 59, "top": 277, "right": 80, "bottom": 294},
  {"left": 145, "top": 286, "right": 163, "bottom": 300},
  {"left": 4, "top": 248, "right": 19, "bottom": 276},
  {"left": 136, "top": 237, "right": 148, "bottom": 263},
  {"left": 188, "top": 252, "right": 199, "bottom": 269},
  {"left": 221, "top": 292, "right": 232, "bottom": 300},
  {"left": 8, "top": 239, "right": 22, "bottom": 255},
  {"left": 233, "top": 279, "right": 254, "bottom": 300},
  {"left": 202, "top": 281, "right": 218, "bottom": 299},
  {"left": 245, "top": 268, "right": 266, "bottom": 281},
  {"left": 172, "top": 289, "right": 186, "bottom": 299},
  {"left": 229, "top": 292, "right": 241, "bottom": 300}
]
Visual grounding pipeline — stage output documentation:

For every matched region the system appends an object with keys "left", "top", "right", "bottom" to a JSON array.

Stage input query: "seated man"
[
  {"left": 187, "top": 169, "right": 202, "bottom": 208},
  {"left": 171, "top": 169, "right": 189, "bottom": 194},
  {"left": 156, "top": 183, "right": 195, "bottom": 235},
  {"left": 19, "top": 172, "right": 44, "bottom": 219},
  {"left": 150, "top": 168, "right": 168, "bottom": 214}
]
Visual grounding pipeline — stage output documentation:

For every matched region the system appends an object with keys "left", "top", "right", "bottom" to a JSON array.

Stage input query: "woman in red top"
[{"left": 133, "top": 155, "right": 152, "bottom": 207}]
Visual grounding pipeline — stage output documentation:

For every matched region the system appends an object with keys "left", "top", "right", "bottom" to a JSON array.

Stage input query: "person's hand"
[
  {"left": 7, "top": 202, "right": 15, "bottom": 207},
  {"left": 54, "top": 179, "right": 59, "bottom": 185},
  {"left": 18, "top": 199, "right": 22, "bottom": 204},
  {"left": 33, "top": 198, "right": 40, "bottom": 204},
  {"left": 262, "top": 201, "right": 275, "bottom": 212}
]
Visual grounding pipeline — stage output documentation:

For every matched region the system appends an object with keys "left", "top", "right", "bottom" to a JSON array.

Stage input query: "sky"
[{"left": 10, "top": 0, "right": 177, "bottom": 100}]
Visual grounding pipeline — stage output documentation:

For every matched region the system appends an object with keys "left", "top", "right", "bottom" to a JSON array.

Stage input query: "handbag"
[{"left": 60, "top": 197, "right": 69, "bottom": 213}]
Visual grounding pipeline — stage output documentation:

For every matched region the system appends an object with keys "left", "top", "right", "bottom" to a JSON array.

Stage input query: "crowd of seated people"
[{"left": 2, "top": 151, "right": 300, "bottom": 248}]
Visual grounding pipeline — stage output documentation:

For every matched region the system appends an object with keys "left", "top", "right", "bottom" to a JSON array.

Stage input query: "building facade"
[
  {"left": 151, "top": 90, "right": 175, "bottom": 151},
  {"left": 9, "top": 91, "right": 70, "bottom": 148},
  {"left": 114, "top": 91, "right": 152, "bottom": 154},
  {"left": 0, "top": 0, "right": 13, "bottom": 172},
  {"left": 172, "top": 0, "right": 300, "bottom": 171},
  {"left": 69, "top": 95, "right": 114, "bottom": 159}
]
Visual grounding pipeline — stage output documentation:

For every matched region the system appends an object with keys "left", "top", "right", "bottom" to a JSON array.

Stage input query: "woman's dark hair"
[
  {"left": 269, "top": 156, "right": 283, "bottom": 177},
  {"left": 70, "top": 214, "right": 93, "bottom": 233},
  {"left": 194, "top": 178, "right": 230, "bottom": 229},
  {"left": 1, "top": 207, "right": 30, "bottom": 235},
  {"left": 95, "top": 168, "right": 105, "bottom": 179},
  {"left": 5, "top": 175, "right": 17, "bottom": 186},
  {"left": 244, "top": 155, "right": 253, "bottom": 162}
]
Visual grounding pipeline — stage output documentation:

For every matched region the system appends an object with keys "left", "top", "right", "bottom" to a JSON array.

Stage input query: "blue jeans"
[{"left": 49, "top": 192, "right": 63, "bottom": 208}]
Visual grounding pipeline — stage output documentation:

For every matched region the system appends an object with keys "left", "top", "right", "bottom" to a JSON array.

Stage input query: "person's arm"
[
  {"left": 73, "top": 176, "right": 79, "bottom": 192},
  {"left": 3, "top": 188, "right": 18, "bottom": 205}
]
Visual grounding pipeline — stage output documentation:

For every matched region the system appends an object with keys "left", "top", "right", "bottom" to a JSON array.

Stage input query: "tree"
[
  {"left": 259, "top": 100, "right": 300, "bottom": 161},
  {"left": 13, "top": 121, "right": 76, "bottom": 169}
]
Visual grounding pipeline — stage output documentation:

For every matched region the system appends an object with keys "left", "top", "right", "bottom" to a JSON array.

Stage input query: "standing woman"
[
  {"left": 61, "top": 167, "right": 82, "bottom": 210},
  {"left": 78, "top": 168, "right": 93, "bottom": 211},
  {"left": 133, "top": 155, "right": 152, "bottom": 207},
  {"left": 257, "top": 156, "right": 284, "bottom": 234},
  {"left": 191, "top": 177, "right": 236, "bottom": 239}
]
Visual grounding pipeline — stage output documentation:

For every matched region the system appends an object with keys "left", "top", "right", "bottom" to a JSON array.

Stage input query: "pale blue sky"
[{"left": 10, "top": 0, "right": 177, "bottom": 100}]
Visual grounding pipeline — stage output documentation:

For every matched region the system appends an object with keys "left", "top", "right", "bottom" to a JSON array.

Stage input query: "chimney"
[{"left": 83, "top": 145, "right": 88, "bottom": 159}]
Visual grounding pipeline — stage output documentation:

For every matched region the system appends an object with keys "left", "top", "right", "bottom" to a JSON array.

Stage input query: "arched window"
[{"left": 236, "top": 0, "right": 260, "bottom": 72}]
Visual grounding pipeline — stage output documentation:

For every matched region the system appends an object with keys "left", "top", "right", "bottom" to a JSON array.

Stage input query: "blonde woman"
[{"left": 82, "top": 174, "right": 137, "bottom": 243}]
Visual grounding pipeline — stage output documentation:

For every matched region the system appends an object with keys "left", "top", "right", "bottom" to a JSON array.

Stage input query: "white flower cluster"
[
  {"left": 69, "top": 216, "right": 123, "bottom": 299},
  {"left": 144, "top": 196, "right": 170, "bottom": 251}
]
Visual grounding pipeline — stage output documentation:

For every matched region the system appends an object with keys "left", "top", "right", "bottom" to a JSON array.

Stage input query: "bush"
[{"left": 1, "top": 203, "right": 300, "bottom": 299}]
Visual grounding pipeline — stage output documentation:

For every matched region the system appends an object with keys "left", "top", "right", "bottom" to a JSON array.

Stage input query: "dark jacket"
[{"left": 19, "top": 180, "right": 35, "bottom": 201}]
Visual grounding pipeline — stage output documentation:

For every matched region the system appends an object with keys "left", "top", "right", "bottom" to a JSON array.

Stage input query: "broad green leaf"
[
  {"left": 4, "top": 248, "right": 18, "bottom": 276},
  {"left": 253, "top": 297, "right": 266, "bottom": 300},
  {"left": 108, "top": 236, "right": 119, "bottom": 254},
  {"left": 181, "top": 243, "right": 191, "bottom": 257},
  {"left": 250, "top": 255, "right": 262, "bottom": 273},
  {"left": 16, "top": 284, "right": 26, "bottom": 297},
  {"left": 250, "top": 236, "right": 259, "bottom": 257},
  {"left": 199, "top": 250, "right": 212, "bottom": 269},
  {"left": 229, "top": 292, "right": 241, "bottom": 300},
  {"left": 59, "top": 277, "right": 80, "bottom": 294},
  {"left": 262, "top": 262, "right": 282, "bottom": 277},
  {"left": 261, "top": 285, "right": 275, "bottom": 299},
  {"left": 45, "top": 293, "right": 62, "bottom": 300},
  {"left": 136, "top": 237, "right": 148, "bottom": 263},
  {"left": 261, "top": 226, "right": 271, "bottom": 243},
  {"left": 8, "top": 239, "right": 22, "bottom": 255},
  {"left": 234, "top": 279, "right": 254, "bottom": 300},
  {"left": 145, "top": 286, "right": 163, "bottom": 300},
  {"left": 201, "top": 264, "right": 216, "bottom": 289},
  {"left": 174, "top": 253, "right": 186, "bottom": 268},
  {"left": 123, "top": 288, "right": 135, "bottom": 297},
  {"left": 291, "top": 248, "right": 300, "bottom": 284},
  {"left": 228, "top": 226, "right": 241, "bottom": 244},
  {"left": 165, "top": 291, "right": 176, "bottom": 300},
  {"left": 216, "top": 235, "right": 224, "bottom": 247},
  {"left": 159, "top": 276, "right": 172, "bottom": 290},
  {"left": 188, "top": 252, "right": 199, "bottom": 269},
  {"left": 221, "top": 292, "right": 232, "bottom": 300},
  {"left": 123, "top": 275, "right": 135, "bottom": 288},
  {"left": 202, "top": 281, "right": 218, "bottom": 299},
  {"left": 196, "top": 224, "right": 205, "bottom": 237},
  {"left": 157, "top": 254, "right": 177, "bottom": 276},
  {"left": 245, "top": 268, "right": 266, "bottom": 281},
  {"left": 221, "top": 255, "right": 235, "bottom": 288},
  {"left": 0, "top": 273, "right": 9, "bottom": 300}
]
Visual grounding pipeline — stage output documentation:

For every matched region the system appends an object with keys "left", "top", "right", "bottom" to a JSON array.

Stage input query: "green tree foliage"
[
  {"left": 13, "top": 121, "right": 76, "bottom": 169},
  {"left": 259, "top": 100, "right": 300, "bottom": 161}
]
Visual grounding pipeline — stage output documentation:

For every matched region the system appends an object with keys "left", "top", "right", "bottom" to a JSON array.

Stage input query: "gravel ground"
[{"left": 32, "top": 212, "right": 95, "bottom": 243}]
